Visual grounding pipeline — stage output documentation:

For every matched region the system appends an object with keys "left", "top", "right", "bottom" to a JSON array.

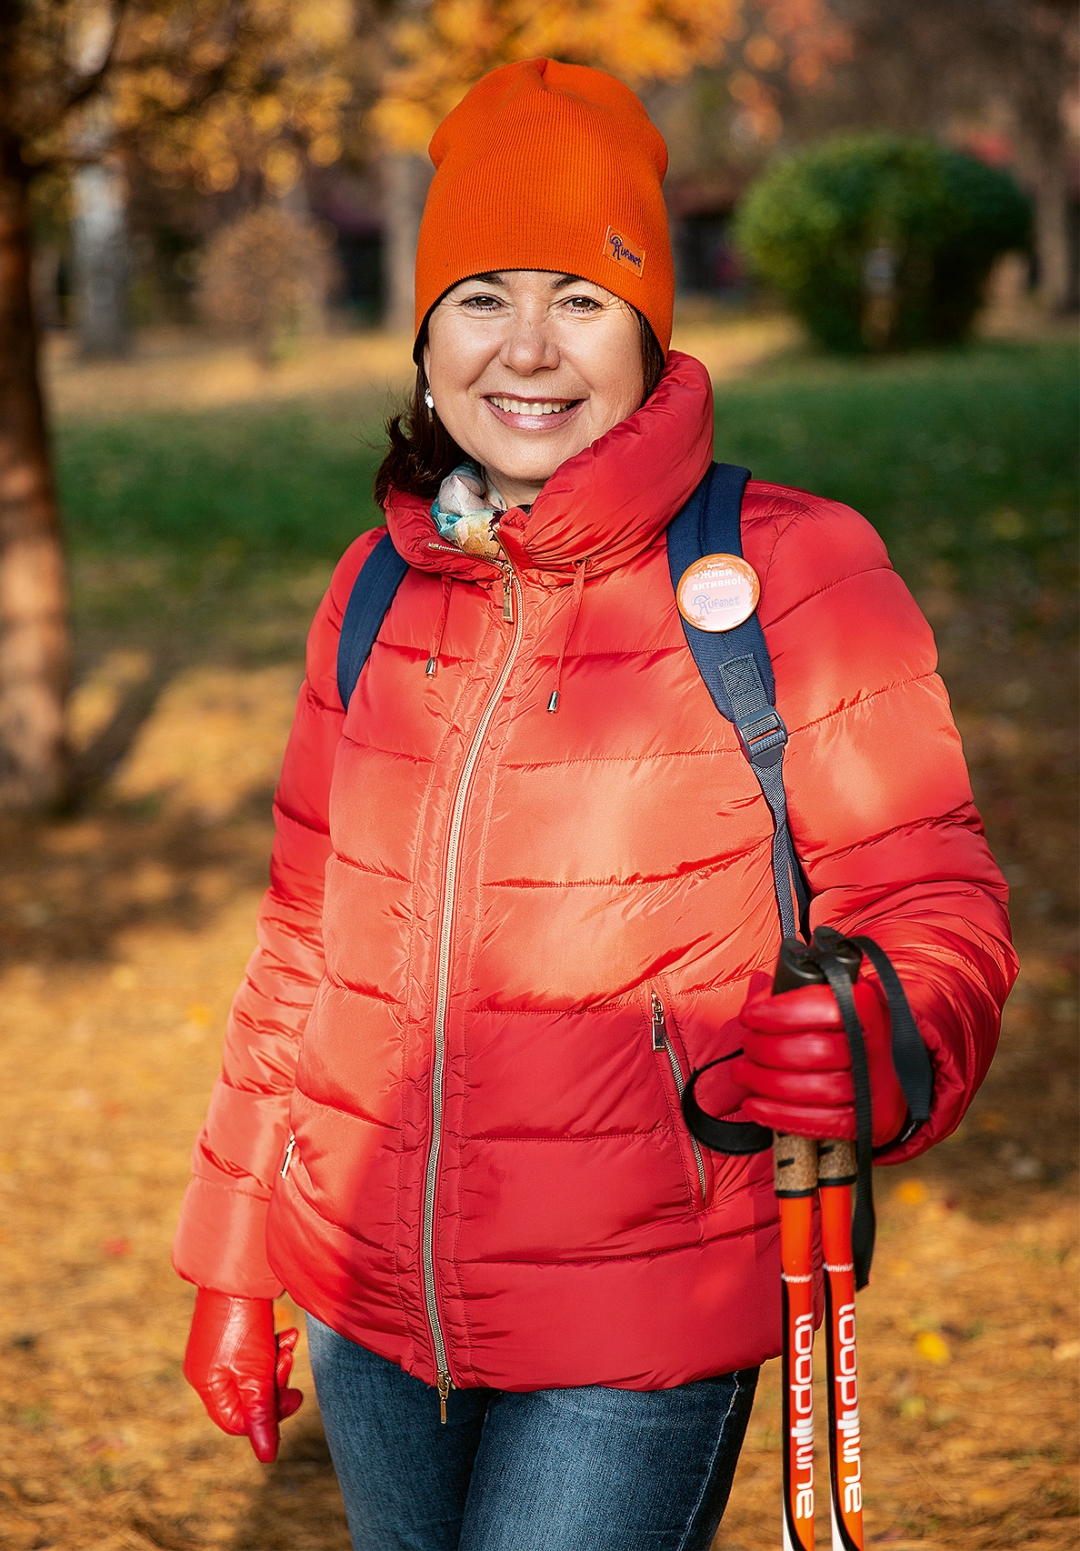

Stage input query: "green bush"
[{"left": 733, "top": 134, "right": 1032, "bottom": 352}]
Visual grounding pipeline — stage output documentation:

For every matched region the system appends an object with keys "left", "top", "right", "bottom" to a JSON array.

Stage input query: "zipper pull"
[
  {"left": 651, "top": 992, "right": 666, "bottom": 1051},
  {"left": 502, "top": 574, "right": 514, "bottom": 623},
  {"left": 437, "top": 1369, "right": 452, "bottom": 1424},
  {"left": 280, "top": 1133, "right": 296, "bottom": 1179}
]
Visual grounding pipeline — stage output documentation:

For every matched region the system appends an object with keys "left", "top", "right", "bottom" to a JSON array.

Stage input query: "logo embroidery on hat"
[{"left": 604, "top": 225, "right": 646, "bottom": 276}]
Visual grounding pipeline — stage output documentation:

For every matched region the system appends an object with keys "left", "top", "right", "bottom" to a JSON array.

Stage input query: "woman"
[{"left": 174, "top": 59, "right": 1015, "bottom": 1551}]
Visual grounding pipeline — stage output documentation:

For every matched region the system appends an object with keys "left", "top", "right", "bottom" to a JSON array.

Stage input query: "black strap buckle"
[{"left": 735, "top": 707, "right": 788, "bottom": 766}]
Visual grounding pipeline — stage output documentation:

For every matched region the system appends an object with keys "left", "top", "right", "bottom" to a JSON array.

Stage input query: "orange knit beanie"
[{"left": 414, "top": 58, "right": 674, "bottom": 356}]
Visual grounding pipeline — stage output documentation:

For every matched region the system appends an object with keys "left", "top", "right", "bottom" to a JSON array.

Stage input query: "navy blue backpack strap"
[
  {"left": 667, "top": 462, "right": 809, "bottom": 942},
  {"left": 336, "top": 531, "right": 410, "bottom": 710},
  {"left": 671, "top": 462, "right": 810, "bottom": 1161}
]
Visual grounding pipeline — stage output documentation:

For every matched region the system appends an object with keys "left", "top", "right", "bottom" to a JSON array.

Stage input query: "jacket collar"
[{"left": 383, "top": 350, "right": 714, "bottom": 585}]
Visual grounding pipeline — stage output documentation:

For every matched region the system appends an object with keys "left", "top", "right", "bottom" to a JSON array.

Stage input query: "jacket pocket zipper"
[
  {"left": 651, "top": 992, "right": 707, "bottom": 1204},
  {"left": 280, "top": 1133, "right": 296, "bottom": 1179}
]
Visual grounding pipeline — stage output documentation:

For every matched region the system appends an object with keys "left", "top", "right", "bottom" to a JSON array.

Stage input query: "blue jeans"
[{"left": 306, "top": 1315, "right": 758, "bottom": 1551}]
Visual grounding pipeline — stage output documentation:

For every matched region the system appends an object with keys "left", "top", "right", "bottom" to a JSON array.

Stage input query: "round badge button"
[{"left": 676, "top": 553, "right": 761, "bottom": 633}]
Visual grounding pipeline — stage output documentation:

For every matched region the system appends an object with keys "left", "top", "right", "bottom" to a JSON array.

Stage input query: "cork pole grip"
[
  {"left": 816, "top": 1137, "right": 857, "bottom": 1185},
  {"left": 773, "top": 1133, "right": 819, "bottom": 1195}
]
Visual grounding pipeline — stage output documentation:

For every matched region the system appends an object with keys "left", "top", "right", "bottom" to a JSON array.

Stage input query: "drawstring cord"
[
  {"left": 547, "top": 559, "right": 588, "bottom": 713},
  {"left": 426, "top": 576, "right": 454, "bottom": 676}
]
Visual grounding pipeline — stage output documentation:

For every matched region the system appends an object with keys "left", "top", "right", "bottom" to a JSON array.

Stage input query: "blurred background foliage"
[
  {"left": 734, "top": 135, "right": 1033, "bottom": 351},
  {"left": 369, "top": 0, "right": 850, "bottom": 152},
  {"left": 14, "top": 0, "right": 1079, "bottom": 352},
  {"left": 195, "top": 204, "right": 340, "bottom": 363}
]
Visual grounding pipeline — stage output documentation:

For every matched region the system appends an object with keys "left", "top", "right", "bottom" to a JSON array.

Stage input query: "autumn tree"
[
  {"left": 369, "top": 0, "right": 851, "bottom": 329},
  {"left": 196, "top": 202, "right": 339, "bottom": 362},
  {"left": 0, "top": 0, "right": 354, "bottom": 809}
]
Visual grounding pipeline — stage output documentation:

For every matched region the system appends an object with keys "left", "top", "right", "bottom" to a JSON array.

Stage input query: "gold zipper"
[
  {"left": 280, "top": 1133, "right": 296, "bottom": 1179},
  {"left": 651, "top": 992, "right": 707, "bottom": 1203},
  {"left": 420, "top": 561, "right": 525, "bottom": 1419},
  {"left": 426, "top": 539, "right": 514, "bottom": 622}
]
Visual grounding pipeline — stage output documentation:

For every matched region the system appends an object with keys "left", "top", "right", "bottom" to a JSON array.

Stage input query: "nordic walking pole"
[
  {"left": 682, "top": 925, "right": 891, "bottom": 1551},
  {"left": 774, "top": 937, "right": 865, "bottom": 1551}
]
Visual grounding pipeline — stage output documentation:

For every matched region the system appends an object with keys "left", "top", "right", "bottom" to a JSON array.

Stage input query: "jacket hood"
[{"left": 383, "top": 349, "right": 714, "bottom": 585}]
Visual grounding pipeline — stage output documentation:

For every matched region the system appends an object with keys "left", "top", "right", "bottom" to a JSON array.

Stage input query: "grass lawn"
[{"left": 713, "top": 339, "right": 1076, "bottom": 599}]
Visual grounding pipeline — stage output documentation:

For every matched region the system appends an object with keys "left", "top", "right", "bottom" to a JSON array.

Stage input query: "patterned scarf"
[{"left": 430, "top": 463, "right": 506, "bottom": 559}]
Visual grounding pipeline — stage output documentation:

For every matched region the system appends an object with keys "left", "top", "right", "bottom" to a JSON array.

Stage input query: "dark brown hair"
[{"left": 373, "top": 310, "right": 666, "bottom": 507}]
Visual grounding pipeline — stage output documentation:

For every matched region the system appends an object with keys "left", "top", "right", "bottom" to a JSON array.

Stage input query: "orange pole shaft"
[
  {"left": 780, "top": 1193, "right": 816, "bottom": 1551},
  {"left": 820, "top": 1182, "right": 864, "bottom": 1550}
]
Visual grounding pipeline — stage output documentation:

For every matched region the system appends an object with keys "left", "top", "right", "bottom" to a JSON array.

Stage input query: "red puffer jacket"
[{"left": 173, "top": 352, "right": 1016, "bottom": 1392}]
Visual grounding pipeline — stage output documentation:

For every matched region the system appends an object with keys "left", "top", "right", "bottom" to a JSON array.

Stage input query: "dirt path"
[{"left": 0, "top": 325, "right": 1075, "bottom": 1549}]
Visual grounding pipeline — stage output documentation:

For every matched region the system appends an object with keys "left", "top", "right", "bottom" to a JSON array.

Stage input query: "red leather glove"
[
  {"left": 732, "top": 979, "right": 908, "bottom": 1147},
  {"left": 183, "top": 1289, "right": 303, "bottom": 1463}
]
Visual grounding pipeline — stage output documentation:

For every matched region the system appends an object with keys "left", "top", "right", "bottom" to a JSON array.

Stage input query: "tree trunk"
[
  {"left": 0, "top": 138, "right": 71, "bottom": 809},
  {"left": 32, "top": 240, "right": 63, "bottom": 330},
  {"left": 1032, "top": 145, "right": 1073, "bottom": 315},
  {"left": 72, "top": 158, "right": 131, "bottom": 358},
  {"left": 383, "top": 152, "right": 430, "bottom": 333}
]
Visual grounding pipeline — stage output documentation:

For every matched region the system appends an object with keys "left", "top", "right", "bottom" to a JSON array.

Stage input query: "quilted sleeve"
[
  {"left": 751, "top": 488, "right": 1018, "bottom": 1162},
  {"left": 172, "top": 528, "right": 384, "bottom": 1296}
]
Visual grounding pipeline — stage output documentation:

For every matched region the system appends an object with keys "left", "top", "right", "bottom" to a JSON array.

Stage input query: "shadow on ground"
[
  {"left": 0, "top": 791, "right": 276, "bottom": 967},
  {"left": 229, "top": 1423, "right": 351, "bottom": 1551}
]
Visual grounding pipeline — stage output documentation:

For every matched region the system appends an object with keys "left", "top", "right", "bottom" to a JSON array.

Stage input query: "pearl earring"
[{"left": 424, "top": 390, "right": 435, "bottom": 410}]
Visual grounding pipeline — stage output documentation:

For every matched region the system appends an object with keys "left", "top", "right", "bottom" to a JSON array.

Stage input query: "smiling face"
[{"left": 422, "top": 270, "right": 646, "bottom": 509}]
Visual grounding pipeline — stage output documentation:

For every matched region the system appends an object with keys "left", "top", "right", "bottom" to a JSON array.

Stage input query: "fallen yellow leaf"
[
  {"left": 915, "top": 1331, "right": 951, "bottom": 1364},
  {"left": 895, "top": 1180, "right": 929, "bottom": 1205}
]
